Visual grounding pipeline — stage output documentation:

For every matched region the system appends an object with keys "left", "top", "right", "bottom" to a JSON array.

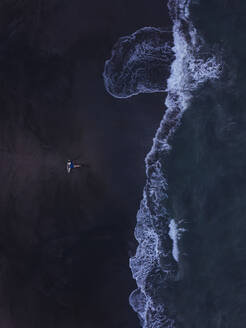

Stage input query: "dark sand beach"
[{"left": 0, "top": 1, "right": 171, "bottom": 327}]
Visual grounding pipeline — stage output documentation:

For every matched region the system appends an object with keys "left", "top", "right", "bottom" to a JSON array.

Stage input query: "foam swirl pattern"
[{"left": 103, "top": 27, "right": 173, "bottom": 98}]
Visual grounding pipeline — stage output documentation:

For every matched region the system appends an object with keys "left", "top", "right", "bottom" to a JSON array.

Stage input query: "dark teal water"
[{"left": 166, "top": 0, "right": 246, "bottom": 326}]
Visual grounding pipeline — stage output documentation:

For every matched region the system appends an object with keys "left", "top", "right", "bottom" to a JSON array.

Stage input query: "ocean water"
[{"left": 104, "top": 0, "right": 246, "bottom": 327}]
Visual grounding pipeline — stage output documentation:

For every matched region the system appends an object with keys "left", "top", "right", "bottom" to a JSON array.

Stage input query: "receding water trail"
[
  {"left": 104, "top": 0, "right": 222, "bottom": 326},
  {"left": 103, "top": 27, "right": 173, "bottom": 99}
]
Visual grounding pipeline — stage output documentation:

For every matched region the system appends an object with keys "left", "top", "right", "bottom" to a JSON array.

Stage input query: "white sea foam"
[
  {"left": 168, "top": 219, "right": 179, "bottom": 262},
  {"left": 129, "top": 0, "right": 222, "bottom": 327}
]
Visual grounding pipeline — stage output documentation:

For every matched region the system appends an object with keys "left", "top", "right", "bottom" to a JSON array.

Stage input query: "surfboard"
[{"left": 67, "top": 161, "right": 71, "bottom": 173}]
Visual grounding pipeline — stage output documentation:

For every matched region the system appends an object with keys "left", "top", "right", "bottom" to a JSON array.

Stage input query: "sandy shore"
[{"left": 0, "top": 1, "right": 171, "bottom": 327}]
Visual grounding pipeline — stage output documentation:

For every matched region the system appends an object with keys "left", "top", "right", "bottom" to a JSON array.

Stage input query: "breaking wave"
[
  {"left": 104, "top": 0, "right": 222, "bottom": 327},
  {"left": 129, "top": 1, "right": 222, "bottom": 326}
]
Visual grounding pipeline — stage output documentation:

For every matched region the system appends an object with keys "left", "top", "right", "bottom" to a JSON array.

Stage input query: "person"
[
  {"left": 67, "top": 160, "right": 81, "bottom": 173},
  {"left": 66, "top": 160, "right": 89, "bottom": 173}
]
